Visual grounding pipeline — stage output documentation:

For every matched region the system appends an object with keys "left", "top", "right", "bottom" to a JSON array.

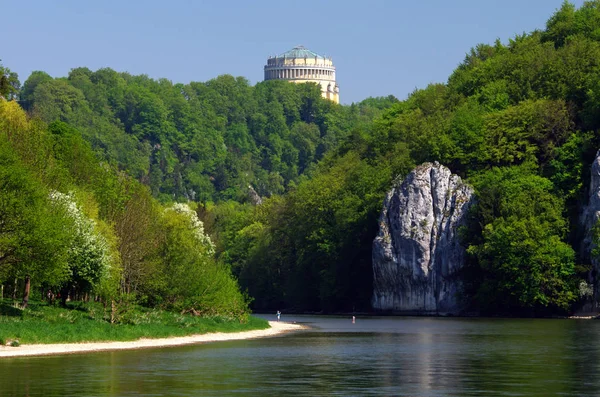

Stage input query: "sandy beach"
[{"left": 0, "top": 321, "right": 306, "bottom": 358}]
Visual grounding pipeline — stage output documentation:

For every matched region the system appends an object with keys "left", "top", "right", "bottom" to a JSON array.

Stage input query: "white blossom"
[
  {"left": 166, "top": 202, "right": 215, "bottom": 255},
  {"left": 49, "top": 191, "right": 111, "bottom": 285}
]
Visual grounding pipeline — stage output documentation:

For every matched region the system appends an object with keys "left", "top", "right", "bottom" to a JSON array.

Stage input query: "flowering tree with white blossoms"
[
  {"left": 50, "top": 191, "right": 115, "bottom": 303},
  {"left": 165, "top": 203, "right": 215, "bottom": 256},
  {"left": 157, "top": 202, "right": 248, "bottom": 318}
]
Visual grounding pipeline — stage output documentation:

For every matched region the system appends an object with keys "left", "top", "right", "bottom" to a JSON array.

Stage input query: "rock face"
[
  {"left": 372, "top": 162, "right": 474, "bottom": 314},
  {"left": 581, "top": 150, "right": 600, "bottom": 271},
  {"left": 248, "top": 185, "right": 263, "bottom": 205}
]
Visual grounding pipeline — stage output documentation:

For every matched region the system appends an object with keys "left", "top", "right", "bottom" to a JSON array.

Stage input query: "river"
[{"left": 1, "top": 315, "right": 600, "bottom": 396}]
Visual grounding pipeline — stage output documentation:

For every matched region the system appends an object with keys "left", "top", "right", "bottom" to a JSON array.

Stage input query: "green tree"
[
  {"left": 0, "top": 138, "right": 72, "bottom": 307},
  {"left": 466, "top": 165, "right": 576, "bottom": 313},
  {"left": 49, "top": 191, "right": 116, "bottom": 305},
  {"left": 31, "top": 80, "right": 91, "bottom": 123},
  {"left": 155, "top": 203, "right": 248, "bottom": 318},
  {"left": 0, "top": 61, "right": 20, "bottom": 100}
]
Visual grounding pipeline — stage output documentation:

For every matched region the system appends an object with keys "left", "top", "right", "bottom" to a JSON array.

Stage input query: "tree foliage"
[
  {"left": 22, "top": 70, "right": 384, "bottom": 203},
  {"left": 0, "top": 61, "right": 19, "bottom": 100},
  {"left": 209, "top": 1, "right": 600, "bottom": 314},
  {"left": 6, "top": 1, "right": 600, "bottom": 316},
  {"left": 0, "top": 98, "right": 249, "bottom": 319},
  {"left": 465, "top": 166, "right": 576, "bottom": 313}
]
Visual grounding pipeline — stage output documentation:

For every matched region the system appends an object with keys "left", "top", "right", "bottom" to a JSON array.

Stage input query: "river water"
[{"left": 1, "top": 315, "right": 600, "bottom": 396}]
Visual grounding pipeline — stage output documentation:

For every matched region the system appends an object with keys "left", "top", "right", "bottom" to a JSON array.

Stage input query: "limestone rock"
[
  {"left": 248, "top": 185, "right": 263, "bottom": 206},
  {"left": 581, "top": 150, "right": 600, "bottom": 269},
  {"left": 372, "top": 162, "right": 474, "bottom": 314}
]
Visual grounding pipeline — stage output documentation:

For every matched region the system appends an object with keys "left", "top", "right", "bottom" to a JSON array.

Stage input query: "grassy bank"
[{"left": 0, "top": 299, "right": 269, "bottom": 345}]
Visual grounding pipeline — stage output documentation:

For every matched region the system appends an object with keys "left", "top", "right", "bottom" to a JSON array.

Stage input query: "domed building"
[{"left": 264, "top": 46, "right": 339, "bottom": 104}]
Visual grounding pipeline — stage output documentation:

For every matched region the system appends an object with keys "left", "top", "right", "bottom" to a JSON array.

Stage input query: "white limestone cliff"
[
  {"left": 581, "top": 151, "right": 600, "bottom": 258},
  {"left": 372, "top": 162, "right": 474, "bottom": 314},
  {"left": 580, "top": 151, "right": 600, "bottom": 307}
]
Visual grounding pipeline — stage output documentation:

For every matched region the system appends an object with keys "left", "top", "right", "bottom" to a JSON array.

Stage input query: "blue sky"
[{"left": 2, "top": 0, "right": 586, "bottom": 104}]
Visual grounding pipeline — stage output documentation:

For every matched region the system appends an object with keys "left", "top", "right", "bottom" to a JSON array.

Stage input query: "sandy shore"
[{"left": 0, "top": 321, "right": 306, "bottom": 358}]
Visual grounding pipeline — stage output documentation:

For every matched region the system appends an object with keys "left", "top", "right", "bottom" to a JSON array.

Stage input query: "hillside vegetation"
[{"left": 2, "top": 1, "right": 600, "bottom": 318}]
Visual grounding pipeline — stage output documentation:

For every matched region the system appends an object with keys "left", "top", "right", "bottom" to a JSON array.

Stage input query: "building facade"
[{"left": 264, "top": 46, "right": 339, "bottom": 104}]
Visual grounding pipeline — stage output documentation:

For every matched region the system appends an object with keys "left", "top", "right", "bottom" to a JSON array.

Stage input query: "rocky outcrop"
[
  {"left": 372, "top": 162, "right": 474, "bottom": 314},
  {"left": 248, "top": 185, "right": 263, "bottom": 205},
  {"left": 581, "top": 150, "right": 600, "bottom": 275}
]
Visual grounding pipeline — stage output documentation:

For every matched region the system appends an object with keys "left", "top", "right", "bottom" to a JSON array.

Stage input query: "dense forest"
[
  {"left": 3, "top": 1, "right": 600, "bottom": 317},
  {"left": 0, "top": 54, "right": 393, "bottom": 319}
]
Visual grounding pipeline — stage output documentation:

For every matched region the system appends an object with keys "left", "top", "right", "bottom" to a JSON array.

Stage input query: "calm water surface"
[{"left": 1, "top": 315, "right": 600, "bottom": 396}]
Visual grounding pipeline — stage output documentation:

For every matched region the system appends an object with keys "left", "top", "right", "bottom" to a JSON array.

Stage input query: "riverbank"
[
  {"left": 0, "top": 321, "right": 306, "bottom": 358},
  {"left": 0, "top": 300, "right": 279, "bottom": 345}
]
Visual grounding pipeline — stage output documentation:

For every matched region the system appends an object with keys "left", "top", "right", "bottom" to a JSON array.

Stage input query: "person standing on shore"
[{"left": 277, "top": 311, "right": 281, "bottom": 321}]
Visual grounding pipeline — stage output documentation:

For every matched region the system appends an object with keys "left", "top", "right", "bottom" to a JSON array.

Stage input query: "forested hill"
[
  {"left": 0, "top": 52, "right": 397, "bottom": 317},
  {"left": 19, "top": 70, "right": 395, "bottom": 202},
  {"left": 206, "top": 0, "right": 600, "bottom": 314},
  {"left": 4, "top": 1, "right": 600, "bottom": 317}
]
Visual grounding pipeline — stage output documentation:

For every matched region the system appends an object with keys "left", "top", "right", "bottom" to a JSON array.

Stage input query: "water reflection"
[{"left": 2, "top": 316, "right": 600, "bottom": 396}]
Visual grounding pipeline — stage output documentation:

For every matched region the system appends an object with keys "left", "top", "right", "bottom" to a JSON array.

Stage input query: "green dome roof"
[{"left": 277, "top": 46, "right": 325, "bottom": 59}]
